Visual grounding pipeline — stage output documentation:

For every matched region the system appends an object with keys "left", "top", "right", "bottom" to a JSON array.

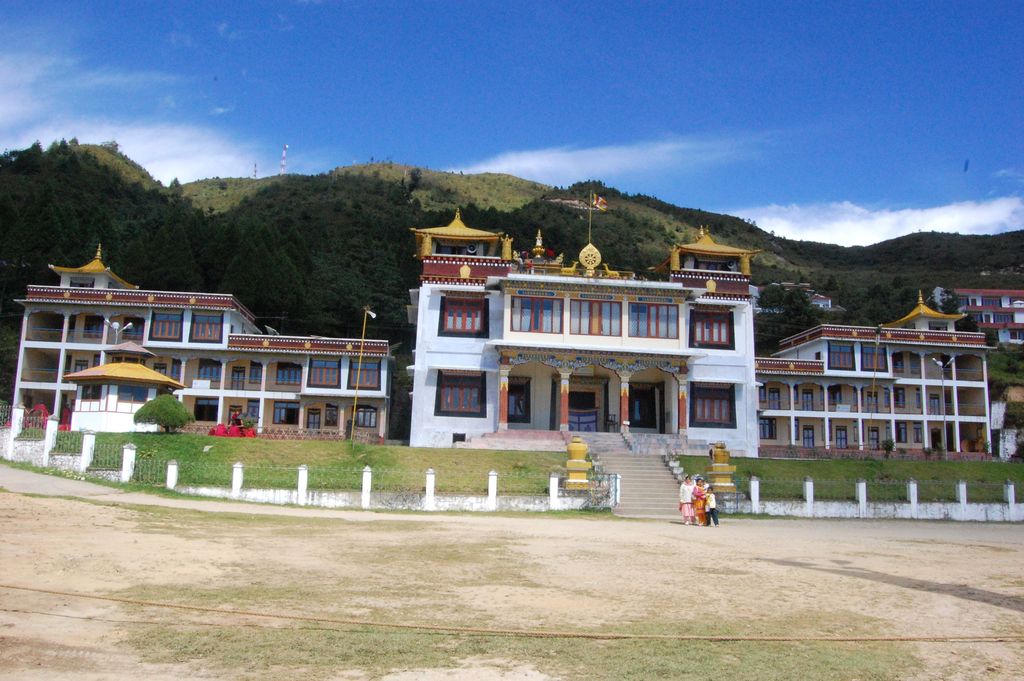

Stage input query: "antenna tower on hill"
[
  {"left": 279, "top": 144, "right": 288, "bottom": 175},
  {"left": 252, "top": 162, "right": 257, "bottom": 179}
]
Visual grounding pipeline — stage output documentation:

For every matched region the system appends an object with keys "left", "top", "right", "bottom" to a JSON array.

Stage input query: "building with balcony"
[
  {"left": 755, "top": 293, "right": 991, "bottom": 455},
  {"left": 406, "top": 212, "right": 762, "bottom": 454},
  {"left": 951, "top": 287, "right": 1024, "bottom": 344},
  {"left": 13, "top": 247, "right": 391, "bottom": 440}
]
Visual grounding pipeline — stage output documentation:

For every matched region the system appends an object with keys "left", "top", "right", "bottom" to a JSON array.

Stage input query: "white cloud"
[
  {"left": 734, "top": 198, "right": 1024, "bottom": 247},
  {"left": 0, "top": 49, "right": 262, "bottom": 183},
  {"left": 19, "top": 120, "right": 258, "bottom": 184},
  {"left": 995, "top": 168, "right": 1024, "bottom": 185},
  {"left": 452, "top": 137, "right": 754, "bottom": 185}
]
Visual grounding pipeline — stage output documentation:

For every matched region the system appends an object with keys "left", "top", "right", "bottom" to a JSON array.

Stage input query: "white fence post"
[
  {"left": 956, "top": 480, "right": 968, "bottom": 509},
  {"left": 297, "top": 465, "right": 308, "bottom": 506},
  {"left": 803, "top": 477, "right": 814, "bottom": 517},
  {"left": 424, "top": 468, "right": 436, "bottom": 511},
  {"left": 79, "top": 430, "right": 95, "bottom": 472},
  {"left": 856, "top": 479, "right": 867, "bottom": 518},
  {"left": 487, "top": 470, "right": 498, "bottom": 511},
  {"left": 120, "top": 443, "right": 136, "bottom": 483},
  {"left": 10, "top": 407, "right": 24, "bottom": 453},
  {"left": 1006, "top": 481, "right": 1018, "bottom": 521},
  {"left": 166, "top": 460, "right": 178, "bottom": 490},
  {"left": 750, "top": 476, "right": 761, "bottom": 514},
  {"left": 548, "top": 472, "right": 560, "bottom": 511},
  {"left": 907, "top": 479, "right": 918, "bottom": 519},
  {"left": 613, "top": 473, "right": 622, "bottom": 506},
  {"left": 43, "top": 416, "right": 59, "bottom": 464},
  {"left": 231, "top": 462, "right": 244, "bottom": 498},
  {"left": 361, "top": 465, "right": 372, "bottom": 509}
]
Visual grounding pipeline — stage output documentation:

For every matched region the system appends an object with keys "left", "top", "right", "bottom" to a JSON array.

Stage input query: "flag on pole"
[{"left": 591, "top": 194, "right": 608, "bottom": 211}]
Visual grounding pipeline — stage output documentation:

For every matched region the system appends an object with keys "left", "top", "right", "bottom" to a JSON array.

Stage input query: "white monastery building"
[
  {"left": 756, "top": 293, "right": 991, "bottom": 456},
  {"left": 13, "top": 248, "right": 391, "bottom": 440},
  {"left": 407, "top": 211, "right": 762, "bottom": 455}
]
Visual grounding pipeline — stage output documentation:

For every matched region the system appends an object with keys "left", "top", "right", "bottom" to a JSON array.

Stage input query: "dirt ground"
[{"left": 0, "top": 469, "right": 1022, "bottom": 680}]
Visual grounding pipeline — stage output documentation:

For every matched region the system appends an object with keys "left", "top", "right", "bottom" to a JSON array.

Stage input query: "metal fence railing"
[
  {"left": 90, "top": 442, "right": 122, "bottom": 469},
  {"left": 132, "top": 458, "right": 168, "bottom": 485},
  {"left": 51, "top": 430, "right": 84, "bottom": 454}
]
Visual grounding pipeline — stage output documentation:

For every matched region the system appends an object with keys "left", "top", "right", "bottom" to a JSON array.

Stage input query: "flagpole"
[{"left": 588, "top": 192, "right": 594, "bottom": 244}]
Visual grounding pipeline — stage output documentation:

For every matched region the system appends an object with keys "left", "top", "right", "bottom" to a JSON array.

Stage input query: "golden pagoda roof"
[
  {"left": 882, "top": 291, "right": 964, "bottom": 328},
  {"left": 675, "top": 227, "right": 762, "bottom": 257},
  {"left": 49, "top": 245, "right": 138, "bottom": 289},
  {"left": 63, "top": 361, "right": 184, "bottom": 390},
  {"left": 410, "top": 209, "right": 502, "bottom": 241}
]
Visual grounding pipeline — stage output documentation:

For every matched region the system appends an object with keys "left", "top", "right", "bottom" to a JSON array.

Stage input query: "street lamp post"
[
  {"left": 105, "top": 320, "right": 134, "bottom": 345},
  {"left": 931, "top": 356, "right": 952, "bottom": 456},
  {"left": 350, "top": 306, "right": 376, "bottom": 442}
]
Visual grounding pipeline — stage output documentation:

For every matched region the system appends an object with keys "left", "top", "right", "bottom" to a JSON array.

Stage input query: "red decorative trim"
[
  {"left": 23, "top": 285, "right": 255, "bottom": 322},
  {"left": 421, "top": 276, "right": 488, "bottom": 286},
  {"left": 227, "top": 335, "right": 389, "bottom": 357},
  {"left": 778, "top": 324, "right": 987, "bottom": 350},
  {"left": 755, "top": 357, "right": 825, "bottom": 374}
]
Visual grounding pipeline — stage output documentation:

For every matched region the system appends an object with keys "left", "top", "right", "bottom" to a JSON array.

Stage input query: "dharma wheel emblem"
[{"left": 579, "top": 243, "right": 601, "bottom": 273}]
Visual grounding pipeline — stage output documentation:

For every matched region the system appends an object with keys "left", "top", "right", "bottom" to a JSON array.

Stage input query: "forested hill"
[{"left": 2, "top": 140, "right": 1023, "bottom": 365}]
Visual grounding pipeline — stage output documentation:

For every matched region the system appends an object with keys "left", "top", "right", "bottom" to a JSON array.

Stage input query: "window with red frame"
[
  {"left": 189, "top": 313, "right": 223, "bottom": 343},
  {"left": 348, "top": 360, "right": 381, "bottom": 389},
  {"left": 511, "top": 296, "right": 562, "bottom": 333},
  {"left": 628, "top": 303, "right": 678, "bottom": 338},
  {"left": 440, "top": 297, "right": 488, "bottom": 336},
  {"left": 308, "top": 358, "right": 340, "bottom": 387},
  {"left": 435, "top": 371, "right": 486, "bottom": 417},
  {"left": 861, "top": 345, "right": 887, "bottom": 371},
  {"left": 689, "top": 309, "right": 733, "bottom": 349},
  {"left": 828, "top": 342, "right": 854, "bottom": 370},
  {"left": 275, "top": 362, "right": 302, "bottom": 385},
  {"left": 690, "top": 385, "right": 736, "bottom": 428},
  {"left": 570, "top": 300, "right": 621, "bottom": 336}
]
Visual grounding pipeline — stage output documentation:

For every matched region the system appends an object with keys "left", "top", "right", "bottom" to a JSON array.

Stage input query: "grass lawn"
[
  {"left": 97, "top": 432, "right": 566, "bottom": 494},
  {"left": 88, "top": 432, "right": 1024, "bottom": 501},
  {"left": 675, "top": 454, "right": 1024, "bottom": 502}
]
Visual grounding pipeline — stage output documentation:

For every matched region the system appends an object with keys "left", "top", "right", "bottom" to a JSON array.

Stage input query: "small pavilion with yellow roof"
[
  {"left": 49, "top": 244, "right": 138, "bottom": 290},
  {"left": 882, "top": 291, "right": 964, "bottom": 331},
  {"left": 63, "top": 341, "right": 184, "bottom": 432},
  {"left": 664, "top": 226, "right": 762, "bottom": 276}
]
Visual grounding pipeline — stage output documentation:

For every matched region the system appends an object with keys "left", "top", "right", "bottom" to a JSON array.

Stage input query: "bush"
[{"left": 134, "top": 395, "right": 194, "bottom": 432}]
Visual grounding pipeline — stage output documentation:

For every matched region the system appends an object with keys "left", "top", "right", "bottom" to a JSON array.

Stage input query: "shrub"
[{"left": 134, "top": 395, "right": 194, "bottom": 432}]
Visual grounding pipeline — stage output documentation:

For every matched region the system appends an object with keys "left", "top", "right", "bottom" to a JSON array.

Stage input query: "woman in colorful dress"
[
  {"left": 693, "top": 477, "right": 707, "bottom": 526},
  {"left": 678, "top": 475, "right": 696, "bottom": 525}
]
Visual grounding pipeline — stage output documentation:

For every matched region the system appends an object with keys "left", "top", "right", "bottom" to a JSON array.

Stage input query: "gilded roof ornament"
[
  {"left": 579, "top": 243, "right": 602, "bottom": 275},
  {"left": 532, "top": 229, "right": 545, "bottom": 257}
]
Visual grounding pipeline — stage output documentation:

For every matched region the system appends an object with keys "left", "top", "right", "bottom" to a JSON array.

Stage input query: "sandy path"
[{"left": 1, "top": 465, "right": 1021, "bottom": 680}]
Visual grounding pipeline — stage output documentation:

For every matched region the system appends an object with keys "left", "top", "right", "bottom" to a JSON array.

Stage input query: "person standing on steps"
[{"left": 679, "top": 475, "right": 696, "bottom": 525}]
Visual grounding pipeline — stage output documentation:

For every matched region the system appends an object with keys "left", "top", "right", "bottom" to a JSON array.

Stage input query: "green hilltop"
[{"left": 1, "top": 140, "right": 1022, "bottom": 404}]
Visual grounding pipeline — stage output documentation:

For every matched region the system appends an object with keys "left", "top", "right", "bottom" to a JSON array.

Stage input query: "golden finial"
[
  {"left": 698, "top": 226, "right": 705, "bottom": 238},
  {"left": 532, "top": 229, "right": 545, "bottom": 257},
  {"left": 454, "top": 208, "right": 462, "bottom": 221},
  {"left": 917, "top": 290, "right": 924, "bottom": 305},
  {"left": 95, "top": 243, "right": 102, "bottom": 260}
]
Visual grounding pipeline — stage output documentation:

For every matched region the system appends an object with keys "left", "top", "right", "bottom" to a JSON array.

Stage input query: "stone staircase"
[{"left": 577, "top": 432, "right": 684, "bottom": 519}]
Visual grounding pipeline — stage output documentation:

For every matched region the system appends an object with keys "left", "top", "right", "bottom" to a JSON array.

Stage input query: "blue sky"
[{"left": 2, "top": 1, "right": 1022, "bottom": 246}]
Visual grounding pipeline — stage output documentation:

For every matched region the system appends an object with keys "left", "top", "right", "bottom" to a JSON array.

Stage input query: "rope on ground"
[{"left": 1, "top": 583, "right": 1020, "bottom": 643}]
